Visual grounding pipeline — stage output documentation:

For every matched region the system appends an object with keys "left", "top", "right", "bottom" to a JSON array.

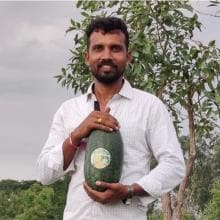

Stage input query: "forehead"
[{"left": 89, "top": 30, "right": 126, "bottom": 47}]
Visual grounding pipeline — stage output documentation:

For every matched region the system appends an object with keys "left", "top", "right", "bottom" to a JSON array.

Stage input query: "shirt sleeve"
[
  {"left": 135, "top": 98, "right": 186, "bottom": 206},
  {"left": 36, "top": 104, "right": 75, "bottom": 185}
]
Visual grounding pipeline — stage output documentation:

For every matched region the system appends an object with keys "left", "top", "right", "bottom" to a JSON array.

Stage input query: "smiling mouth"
[{"left": 99, "top": 65, "right": 113, "bottom": 71}]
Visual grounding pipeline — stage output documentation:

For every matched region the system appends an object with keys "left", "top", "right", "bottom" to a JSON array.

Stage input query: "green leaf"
[
  {"left": 61, "top": 68, "right": 66, "bottom": 76},
  {"left": 208, "top": 40, "right": 216, "bottom": 47},
  {"left": 132, "top": 51, "right": 139, "bottom": 58},
  {"left": 215, "top": 95, "right": 220, "bottom": 104},
  {"left": 81, "top": 11, "right": 90, "bottom": 18},
  {"left": 66, "top": 27, "right": 76, "bottom": 33},
  {"left": 181, "top": 4, "right": 193, "bottom": 12},
  {"left": 76, "top": 1, "right": 83, "bottom": 8}
]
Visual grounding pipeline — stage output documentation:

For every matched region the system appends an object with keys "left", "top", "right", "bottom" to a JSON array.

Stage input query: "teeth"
[{"left": 100, "top": 65, "right": 112, "bottom": 69}]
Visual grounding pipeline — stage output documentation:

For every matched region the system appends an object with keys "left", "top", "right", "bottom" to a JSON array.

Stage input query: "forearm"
[
  {"left": 62, "top": 130, "right": 81, "bottom": 170},
  {"left": 131, "top": 183, "right": 149, "bottom": 197},
  {"left": 136, "top": 157, "right": 185, "bottom": 199}
]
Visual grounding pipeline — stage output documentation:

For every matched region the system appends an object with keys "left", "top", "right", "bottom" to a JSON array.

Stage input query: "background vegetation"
[{"left": 1, "top": 1, "right": 219, "bottom": 219}]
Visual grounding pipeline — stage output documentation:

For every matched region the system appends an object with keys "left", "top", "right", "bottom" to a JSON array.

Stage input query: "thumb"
[{"left": 96, "top": 181, "right": 115, "bottom": 190}]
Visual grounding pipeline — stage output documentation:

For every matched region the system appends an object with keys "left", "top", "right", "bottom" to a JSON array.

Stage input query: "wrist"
[
  {"left": 69, "top": 132, "right": 81, "bottom": 149},
  {"left": 122, "top": 183, "right": 148, "bottom": 205},
  {"left": 122, "top": 185, "right": 134, "bottom": 205},
  {"left": 126, "top": 185, "right": 134, "bottom": 199}
]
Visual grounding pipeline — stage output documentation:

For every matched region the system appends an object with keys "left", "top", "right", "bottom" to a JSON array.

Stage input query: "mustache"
[{"left": 97, "top": 59, "right": 117, "bottom": 68}]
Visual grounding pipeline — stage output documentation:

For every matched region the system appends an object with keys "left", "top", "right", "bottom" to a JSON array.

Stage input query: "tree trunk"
[
  {"left": 162, "top": 193, "right": 172, "bottom": 220},
  {"left": 172, "top": 90, "right": 197, "bottom": 220}
]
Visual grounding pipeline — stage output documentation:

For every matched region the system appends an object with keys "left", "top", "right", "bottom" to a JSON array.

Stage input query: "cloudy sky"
[{"left": 0, "top": 1, "right": 219, "bottom": 181}]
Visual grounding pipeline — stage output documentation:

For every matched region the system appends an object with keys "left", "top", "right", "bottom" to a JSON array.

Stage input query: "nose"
[{"left": 100, "top": 48, "right": 112, "bottom": 60}]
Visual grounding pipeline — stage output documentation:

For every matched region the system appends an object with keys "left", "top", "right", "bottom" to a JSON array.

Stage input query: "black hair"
[{"left": 86, "top": 17, "right": 129, "bottom": 50}]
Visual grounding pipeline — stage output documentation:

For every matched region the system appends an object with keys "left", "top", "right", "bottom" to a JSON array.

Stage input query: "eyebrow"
[{"left": 91, "top": 43, "right": 124, "bottom": 49}]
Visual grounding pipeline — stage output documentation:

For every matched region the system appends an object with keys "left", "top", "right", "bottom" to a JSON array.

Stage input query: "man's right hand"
[
  {"left": 71, "top": 107, "right": 120, "bottom": 145},
  {"left": 63, "top": 107, "right": 119, "bottom": 170}
]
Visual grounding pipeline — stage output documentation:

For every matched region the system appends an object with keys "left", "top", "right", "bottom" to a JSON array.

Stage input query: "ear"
[
  {"left": 84, "top": 51, "right": 89, "bottom": 65},
  {"left": 126, "top": 51, "right": 132, "bottom": 64}
]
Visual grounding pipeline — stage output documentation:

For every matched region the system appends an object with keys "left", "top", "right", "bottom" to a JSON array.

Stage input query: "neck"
[{"left": 94, "top": 78, "right": 123, "bottom": 110}]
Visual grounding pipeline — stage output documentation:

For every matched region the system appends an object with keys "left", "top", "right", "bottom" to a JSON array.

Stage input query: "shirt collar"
[
  {"left": 86, "top": 79, "right": 133, "bottom": 101},
  {"left": 86, "top": 83, "right": 94, "bottom": 100}
]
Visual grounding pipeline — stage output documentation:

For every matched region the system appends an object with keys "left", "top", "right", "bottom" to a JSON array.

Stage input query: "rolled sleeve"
[
  {"left": 134, "top": 98, "right": 186, "bottom": 207},
  {"left": 47, "top": 143, "right": 64, "bottom": 170},
  {"left": 37, "top": 104, "right": 75, "bottom": 185},
  {"left": 136, "top": 176, "right": 162, "bottom": 198}
]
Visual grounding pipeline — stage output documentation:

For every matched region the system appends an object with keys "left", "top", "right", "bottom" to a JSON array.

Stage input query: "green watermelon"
[{"left": 84, "top": 130, "right": 123, "bottom": 192}]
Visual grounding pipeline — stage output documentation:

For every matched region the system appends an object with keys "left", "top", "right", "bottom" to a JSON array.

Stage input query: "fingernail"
[
  {"left": 115, "top": 126, "right": 119, "bottom": 130},
  {"left": 109, "top": 128, "right": 113, "bottom": 131},
  {"left": 96, "top": 181, "right": 101, "bottom": 186}
]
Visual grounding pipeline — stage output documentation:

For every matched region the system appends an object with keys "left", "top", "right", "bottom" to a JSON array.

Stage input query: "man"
[{"left": 37, "top": 17, "right": 185, "bottom": 220}]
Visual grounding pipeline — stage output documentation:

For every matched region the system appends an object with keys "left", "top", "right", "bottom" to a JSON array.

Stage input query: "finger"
[
  {"left": 93, "top": 116, "right": 118, "bottom": 131},
  {"left": 92, "top": 122, "right": 114, "bottom": 132},
  {"left": 83, "top": 182, "right": 107, "bottom": 203},
  {"left": 101, "top": 113, "right": 120, "bottom": 130},
  {"left": 84, "top": 182, "right": 92, "bottom": 193},
  {"left": 83, "top": 182, "right": 98, "bottom": 199},
  {"left": 101, "top": 119, "right": 120, "bottom": 130},
  {"left": 96, "top": 181, "right": 117, "bottom": 190},
  {"left": 92, "top": 111, "right": 120, "bottom": 130},
  {"left": 96, "top": 182, "right": 127, "bottom": 201},
  {"left": 84, "top": 182, "right": 104, "bottom": 196}
]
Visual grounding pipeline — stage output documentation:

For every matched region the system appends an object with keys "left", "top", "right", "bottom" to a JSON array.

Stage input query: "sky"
[{"left": 0, "top": 1, "right": 219, "bottom": 181}]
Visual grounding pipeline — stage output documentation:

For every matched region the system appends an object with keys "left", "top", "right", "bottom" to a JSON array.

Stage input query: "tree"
[
  {"left": 179, "top": 136, "right": 220, "bottom": 219},
  {"left": 56, "top": 1, "right": 220, "bottom": 219},
  {"left": 15, "top": 183, "right": 57, "bottom": 220},
  {"left": 186, "top": 137, "right": 220, "bottom": 212},
  {"left": 0, "top": 177, "right": 70, "bottom": 220},
  {"left": 0, "top": 180, "right": 36, "bottom": 219}
]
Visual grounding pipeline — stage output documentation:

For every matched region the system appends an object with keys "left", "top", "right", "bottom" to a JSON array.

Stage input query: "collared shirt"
[{"left": 37, "top": 79, "right": 185, "bottom": 220}]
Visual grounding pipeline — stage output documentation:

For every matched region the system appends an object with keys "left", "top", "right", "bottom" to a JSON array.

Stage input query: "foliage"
[
  {"left": 147, "top": 209, "right": 163, "bottom": 220},
  {"left": 182, "top": 209, "right": 196, "bottom": 220},
  {"left": 56, "top": 0, "right": 220, "bottom": 135},
  {"left": 0, "top": 176, "right": 70, "bottom": 220},
  {"left": 203, "top": 179, "right": 220, "bottom": 220},
  {"left": 15, "top": 183, "right": 56, "bottom": 220},
  {"left": 184, "top": 137, "right": 220, "bottom": 213},
  {"left": 0, "top": 179, "right": 36, "bottom": 192},
  {"left": 0, "top": 180, "right": 37, "bottom": 219},
  {"left": 147, "top": 208, "right": 197, "bottom": 220}
]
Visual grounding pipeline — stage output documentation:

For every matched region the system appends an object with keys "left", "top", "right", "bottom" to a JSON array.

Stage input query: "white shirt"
[{"left": 37, "top": 79, "right": 185, "bottom": 220}]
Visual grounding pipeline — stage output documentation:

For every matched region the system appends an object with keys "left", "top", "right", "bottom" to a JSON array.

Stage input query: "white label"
[{"left": 91, "top": 148, "right": 111, "bottom": 169}]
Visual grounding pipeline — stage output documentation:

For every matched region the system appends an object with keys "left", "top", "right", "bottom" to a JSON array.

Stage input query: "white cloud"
[
  {"left": 0, "top": 19, "right": 72, "bottom": 71},
  {"left": 0, "top": 1, "right": 76, "bottom": 180},
  {"left": 5, "top": 21, "right": 64, "bottom": 47}
]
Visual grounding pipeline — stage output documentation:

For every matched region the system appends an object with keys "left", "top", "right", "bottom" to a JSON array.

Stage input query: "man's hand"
[
  {"left": 83, "top": 181, "right": 128, "bottom": 204},
  {"left": 72, "top": 107, "right": 119, "bottom": 143},
  {"left": 63, "top": 107, "right": 119, "bottom": 171}
]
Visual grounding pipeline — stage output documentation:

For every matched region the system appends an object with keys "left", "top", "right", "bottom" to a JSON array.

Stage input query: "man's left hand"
[{"left": 83, "top": 181, "right": 128, "bottom": 204}]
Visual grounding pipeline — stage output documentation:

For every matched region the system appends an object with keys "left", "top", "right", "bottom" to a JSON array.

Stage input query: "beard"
[{"left": 91, "top": 59, "right": 125, "bottom": 85}]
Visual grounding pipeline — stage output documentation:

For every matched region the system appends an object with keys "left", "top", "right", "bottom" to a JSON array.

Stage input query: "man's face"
[{"left": 85, "top": 30, "right": 131, "bottom": 84}]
